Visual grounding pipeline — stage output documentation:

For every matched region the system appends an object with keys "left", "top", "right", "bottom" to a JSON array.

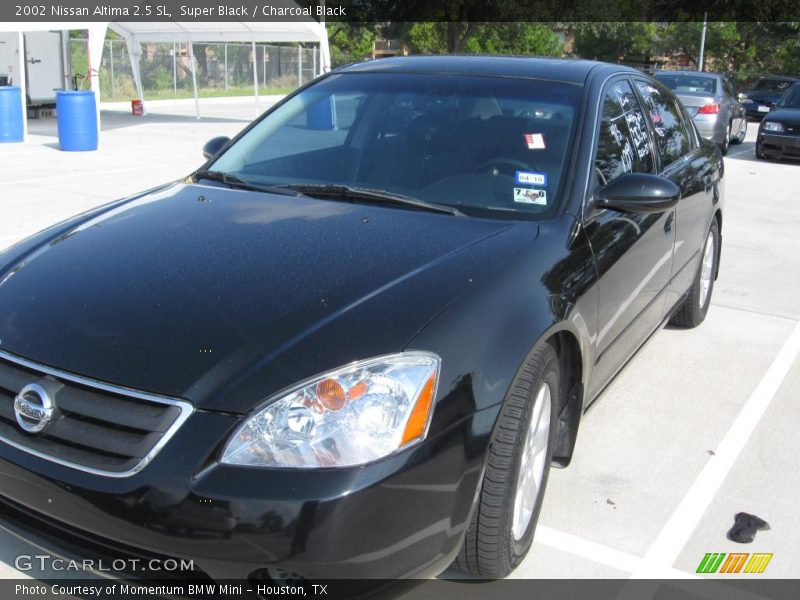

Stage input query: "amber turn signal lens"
[
  {"left": 347, "top": 380, "right": 369, "bottom": 401},
  {"left": 401, "top": 373, "right": 437, "bottom": 445},
  {"left": 316, "top": 378, "right": 346, "bottom": 411}
]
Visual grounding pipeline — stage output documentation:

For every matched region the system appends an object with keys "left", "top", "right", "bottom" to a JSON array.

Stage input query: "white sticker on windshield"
[
  {"left": 514, "top": 188, "right": 547, "bottom": 205},
  {"left": 515, "top": 171, "right": 548, "bottom": 186}
]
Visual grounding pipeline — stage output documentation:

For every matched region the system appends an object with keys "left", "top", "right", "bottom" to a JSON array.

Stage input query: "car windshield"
[
  {"left": 752, "top": 78, "right": 796, "bottom": 92},
  {"left": 655, "top": 74, "right": 717, "bottom": 95},
  {"left": 778, "top": 85, "right": 800, "bottom": 108},
  {"left": 209, "top": 72, "right": 582, "bottom": 219}
]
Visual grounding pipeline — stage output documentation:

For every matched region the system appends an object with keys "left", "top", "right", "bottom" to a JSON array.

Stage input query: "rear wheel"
[
  {"left": 670, "top": 219, "right": 719, "bottom": 328},
  {"left": 732, "top": 119, "right": 747, "bottom": 144},
  {"left": 718, "top": 122, "right": 731, "bottom": 155},
  {"left": 453, "top": 344, "right": 559, "bottom": 578}
]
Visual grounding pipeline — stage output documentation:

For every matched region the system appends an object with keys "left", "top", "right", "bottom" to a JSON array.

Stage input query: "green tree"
[
  {"left": 573, "top": 22, "right": 658, "bottom": 63},
  {"left": 407, "top": 23, "right": 564, "bottom": 56},
  {"left": 327, "top": 23, "right": 379, "bottom": 66}
]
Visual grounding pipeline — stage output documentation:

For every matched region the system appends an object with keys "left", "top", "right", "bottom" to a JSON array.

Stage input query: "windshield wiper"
[
  {"left": 192, "top": 170, "right": 302, "bottom": 197},
  {"left": 277, "top": 184, "right": 463, "bottom": 216}
]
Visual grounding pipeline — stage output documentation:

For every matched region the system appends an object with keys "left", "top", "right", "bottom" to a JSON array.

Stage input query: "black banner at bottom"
[{"left": 3, "top": 578, "right": 799, "bottom": 600}]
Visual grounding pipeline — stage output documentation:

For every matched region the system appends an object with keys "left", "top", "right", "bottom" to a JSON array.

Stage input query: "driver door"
[{"left": 584, "top": 77, "right": 676, "bottom": 398}]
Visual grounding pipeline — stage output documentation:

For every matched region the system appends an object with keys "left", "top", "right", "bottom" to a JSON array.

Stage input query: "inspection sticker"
[
  {"left": 514, "top": 188, "right": 547, "bottom": 205},
  {"left": 523, "top": 133, "right": 546, "bottom": 149},
  {"left": 515, "top": 171, "right": 548, "bottom": 186}
]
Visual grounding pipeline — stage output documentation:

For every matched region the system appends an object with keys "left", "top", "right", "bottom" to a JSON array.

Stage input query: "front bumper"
[
  {"left": 0, "top": 406, "right": 496, "bottom": 582},
  {"left": 757, "top": 131, "right": 800, "bottom": 160}
]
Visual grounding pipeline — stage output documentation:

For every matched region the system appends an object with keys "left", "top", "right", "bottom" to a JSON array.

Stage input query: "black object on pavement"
[{"left": 727, "top": 512, "right": 771, "bottom": 543}]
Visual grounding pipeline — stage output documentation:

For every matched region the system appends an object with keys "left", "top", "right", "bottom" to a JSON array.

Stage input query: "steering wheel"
[{"left": 473, "top": 157, "right": 533, "bottom": 177}]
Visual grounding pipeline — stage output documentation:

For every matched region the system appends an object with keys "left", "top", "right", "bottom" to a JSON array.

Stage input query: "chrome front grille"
[{"left": 0, "top": 350, "right": 192, "bottom": 477}]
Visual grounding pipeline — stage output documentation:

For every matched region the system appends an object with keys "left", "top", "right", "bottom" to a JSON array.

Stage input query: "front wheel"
[
  {"left": 452, "top": 344, "right": 559, "bottom": 578},
  {"left": 670, "top": 220, "right": 719, "bottom": 328}
]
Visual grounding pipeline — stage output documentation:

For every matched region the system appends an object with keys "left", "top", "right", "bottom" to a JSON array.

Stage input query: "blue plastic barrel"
[
  {"left": 0, "top": 86, "right": 24, "bottom": 143},
  {"left": 306, "top": 96, "right": 337, "bottom": 130},
  {"left": 56, "top": 90, "right": 98, "bottom": 151}
]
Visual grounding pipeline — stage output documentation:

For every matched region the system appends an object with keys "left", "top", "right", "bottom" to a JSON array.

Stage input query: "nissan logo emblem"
[{"left": 14, "top": 383, "right": 56, "bottom": 433}]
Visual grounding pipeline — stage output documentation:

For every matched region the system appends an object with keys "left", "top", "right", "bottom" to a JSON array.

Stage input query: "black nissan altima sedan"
[{"left": 0, "top": 57, "right": 723, "bottom": 583}]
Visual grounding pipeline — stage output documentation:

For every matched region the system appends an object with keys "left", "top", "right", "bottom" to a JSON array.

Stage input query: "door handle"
[{"left": 664, "top": 211, "right": 674, "bottom": 235}]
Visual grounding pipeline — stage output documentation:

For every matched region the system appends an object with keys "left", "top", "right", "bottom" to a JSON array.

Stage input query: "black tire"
[
  {"left": 717, "top": 122, "right": 731, "bottom": 155},
  {"left": 731, "top": 119, "right": 746, "bottom": 145},
  {"left": 755, "top": 140, "right": 768, "bottom": 160},
  {"left": 670, "top": 219, "right": 719, "bottom": 328},
  {"left": 453, "top": 343, "right": 559, "bottom": 578}
]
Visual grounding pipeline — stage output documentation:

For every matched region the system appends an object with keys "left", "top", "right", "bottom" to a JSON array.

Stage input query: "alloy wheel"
[{"left": 512, "top": 382, "right": 552, "bottom": 541}]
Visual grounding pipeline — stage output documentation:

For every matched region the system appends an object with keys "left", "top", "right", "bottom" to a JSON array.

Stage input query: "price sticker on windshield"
[{"left": 523, "top": 133, "right": 546, "bottom": 149}]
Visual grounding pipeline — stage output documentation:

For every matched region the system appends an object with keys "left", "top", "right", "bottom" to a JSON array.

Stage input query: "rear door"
[
  {"left": 584, "top": 77, "right": 676, "bottom": 398},
  {"left": 723, "top": 76, "right": 746, "bottom": 135},
  {"left": 632, "top": 77, "right": 715, "bottom": 312}
]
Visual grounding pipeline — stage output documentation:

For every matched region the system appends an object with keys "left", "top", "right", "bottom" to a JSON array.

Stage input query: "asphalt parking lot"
[{"left": 0, "top": 100, "right": 798, "bottom": 586}]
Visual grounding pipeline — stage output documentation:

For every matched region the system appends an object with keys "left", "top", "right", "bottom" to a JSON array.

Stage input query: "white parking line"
[
  {"left": 535, "top": 525, "right": 691, "bottom": 577},
  {"left": 634, "top": 319, "right": 800, "bottom": 575}
]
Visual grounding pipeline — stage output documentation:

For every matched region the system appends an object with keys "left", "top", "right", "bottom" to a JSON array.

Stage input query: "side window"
[
  {"left": 595, "top": 80, "right": 655, "bottom": 185},
  {"left": 634, "top": 79, "right": 691, "bottom": 167}
]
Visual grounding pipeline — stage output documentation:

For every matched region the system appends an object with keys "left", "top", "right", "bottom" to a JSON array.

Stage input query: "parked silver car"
[{"left": 654, "top": 71, "right": 747, "bottom": 155}]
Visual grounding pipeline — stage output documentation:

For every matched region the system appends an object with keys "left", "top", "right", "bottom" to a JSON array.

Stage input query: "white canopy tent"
[
  {"left": 108, "top": 20, "right": 332, "bottom": 118},
  {"left": 1, "top": 14, "right": 330, "bottom": 141},
  {"left": 0, "top": 21, "right": 107, "bottom": 140}
]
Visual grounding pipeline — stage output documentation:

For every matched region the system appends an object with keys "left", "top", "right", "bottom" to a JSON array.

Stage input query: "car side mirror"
[
  {"left": 203, "top": 136, "right": 231, "bottom": 159},
  {"left": 597, "top": 173, "right": 681, "bottom": 213}
]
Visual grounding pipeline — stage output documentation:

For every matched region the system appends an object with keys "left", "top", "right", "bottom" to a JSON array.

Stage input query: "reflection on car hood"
[{"left": 0, "top": 182, "right": 535, "bottom": 412}]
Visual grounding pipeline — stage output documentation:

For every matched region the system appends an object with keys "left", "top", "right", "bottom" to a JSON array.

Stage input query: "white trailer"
[{"left": 0, "top": 30, "right": 67, "bottom": 106}]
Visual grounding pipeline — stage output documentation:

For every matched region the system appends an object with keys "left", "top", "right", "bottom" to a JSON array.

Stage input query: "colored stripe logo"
[{"left": 697, "top": 552, "right": 772, "bottom": 574}]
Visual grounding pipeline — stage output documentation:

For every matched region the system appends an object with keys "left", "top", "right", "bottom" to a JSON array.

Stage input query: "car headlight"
[
  {"left": 762, "top": 121, "right": 784, "bottom": 133},
  {"left": 739, "top": 95, "right": 753, "bottom": 104},
  {"left": 220, "top": 352, "right": 440, "bottom": 468}
]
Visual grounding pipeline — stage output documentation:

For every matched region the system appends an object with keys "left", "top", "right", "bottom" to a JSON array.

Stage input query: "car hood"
[
  {"left": 762, "top": 107, "right": 800, "bottom": 126},
  {"left": 743, "top": 89, "right": 785, "bottom": 104},
  {"left": 0, "top": 182, "right": 535, "bottom": 412}
]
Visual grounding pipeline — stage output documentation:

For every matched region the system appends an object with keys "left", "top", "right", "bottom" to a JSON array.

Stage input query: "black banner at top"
[{"left": 2, "top": 0, "right": 800, "bottom": 23}]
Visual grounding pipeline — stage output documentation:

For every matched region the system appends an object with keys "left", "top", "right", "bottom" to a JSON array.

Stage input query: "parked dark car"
[
  {"left": 0, "top": 57, "right": 724, "bottom": 583},
  {"left": 739, "top": 75, "right": 800, "bottom": 119},
  {"left": 654, "top": 70, "right": 747, "bottom": 155},
  {"left": 756, "top": 83, "right": 800, "bottom": 160}
]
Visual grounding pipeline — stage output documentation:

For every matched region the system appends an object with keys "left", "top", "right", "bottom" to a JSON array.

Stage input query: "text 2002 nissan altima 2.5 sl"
[{"left": 0, "top": 57, "right": 723, "bottom": 583}]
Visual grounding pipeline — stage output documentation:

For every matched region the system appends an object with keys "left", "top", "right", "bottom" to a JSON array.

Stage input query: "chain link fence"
[{"left": 69, "top": 38, "right": 319, "bottom": 102}]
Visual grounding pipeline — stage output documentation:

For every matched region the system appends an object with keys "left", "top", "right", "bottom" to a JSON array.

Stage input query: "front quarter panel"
[{"left": 408, "top": 213, "right": 597, "bottom": 437}]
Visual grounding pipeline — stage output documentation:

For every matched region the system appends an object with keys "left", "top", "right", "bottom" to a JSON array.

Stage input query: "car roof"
[
  {"left": 756, "top": 75, "right": 800, "bottom": 81},
  {"left": 654, "top": 71, "right": 723, "bottom": 79},
  {"left": 335, "top": 55, "right": 624, "bottom": 85}
]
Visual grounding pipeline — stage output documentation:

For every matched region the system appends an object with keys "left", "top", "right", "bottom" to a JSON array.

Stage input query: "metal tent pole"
[
  {"left": 252, "top": 41, "right": 259, "bottom": 117},
  {"left": 189, "top": 40, "right": 200, "bottom": 119},
  {"left": 109, "top": 41, "right": 115, "bottom": 97}
]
